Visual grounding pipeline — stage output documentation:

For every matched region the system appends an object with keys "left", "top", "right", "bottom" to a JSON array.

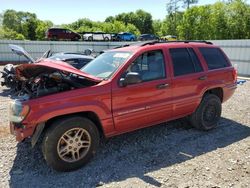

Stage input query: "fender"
[{"left": 25, "top": 100, "right": 112, "bottom": 124}]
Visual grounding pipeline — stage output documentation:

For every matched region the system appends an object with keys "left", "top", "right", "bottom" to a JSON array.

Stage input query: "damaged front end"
[
  {"left": 13, "top": 59, "right": 102, "bottom": 100},
  {"left": 1, "top": 64, "right": 17, "bottom": 88}
]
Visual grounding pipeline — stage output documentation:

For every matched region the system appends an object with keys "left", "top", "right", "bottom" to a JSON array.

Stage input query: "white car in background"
[{"left": 83, "top": 31, "right": 112, "bottom": 41}]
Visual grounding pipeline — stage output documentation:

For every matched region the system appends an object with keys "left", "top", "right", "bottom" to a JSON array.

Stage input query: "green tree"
[
  {"left": 105, "top": 10, "right": 154, "bottom": 34},
  {"left": 0, "top": 12, "right": 3, "bottom": 26},
  {"left": 0, "top": 27, "right": 25, "bottom": 40},
  {"left": 36, "top": 20, "right": 53, "bottom": 40},
  {"left": 227, "top": 0, "right": 250, "bottom": 39},
  {"left": 177, "top": 5, "right": 212, "bottom": 40},
  {"left": 153, "top": 19, "right": 163, "bottom": 36},
  {"left": 2, "top": 9, "right": 43, "bottom": 40},
  {"left": 209, "top": 2, "right": 229, "bottom": 39}
]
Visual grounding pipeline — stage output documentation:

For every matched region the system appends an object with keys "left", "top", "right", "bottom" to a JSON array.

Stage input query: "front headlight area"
[{"left": 9, "top": 100, "right": 30, "bottom": 123}]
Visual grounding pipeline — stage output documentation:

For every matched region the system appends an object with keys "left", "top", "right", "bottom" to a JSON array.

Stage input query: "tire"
[
  {"left": 72, "top": 36, "right": 79, "bottom": 41},
  {"left": 52, "top": 36, "right": 57, "bottom": 41},
  {"left": 189, "top": 94, "right": 222, "bottom": 131},
  {"left": 130, "top": 38, "right": 135, "bottom": 41},
  {"left": 104, "top": 37, "right": 109, "bottom": 41},
  {"left": 42, "top": 116, "right": 100, "bottom": 172},
  {"left": 88, "top": 36, "right": 93, "bottom": 41}
]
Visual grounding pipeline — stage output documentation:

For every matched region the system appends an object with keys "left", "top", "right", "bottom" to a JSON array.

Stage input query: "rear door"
[
  {"left": 168, "top": 47, "right": 207, "bottom": 117},
  {"left": 112, "top": 49, "right": 173, "bottom": 133}
]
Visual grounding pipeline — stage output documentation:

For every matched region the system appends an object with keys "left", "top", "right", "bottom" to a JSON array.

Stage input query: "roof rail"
[
  {"left": 113, "top": 44, "right": 131, "bottom": 49},
  {"left": 139, "top": 40, "right": 160, "bottom": 46},
  {"left": 112, "top": 40, "right": 213, "bottom": 49},
  {"left": 163, "top": 40, "right": 213, "bottom": 45},
  {"left": 133, "top": 40, "right": 213, "bottom": 47}
]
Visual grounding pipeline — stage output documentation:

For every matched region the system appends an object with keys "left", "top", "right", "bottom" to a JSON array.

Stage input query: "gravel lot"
[{"left": 0, "top": 65, "right": 249, "bottom": 188}]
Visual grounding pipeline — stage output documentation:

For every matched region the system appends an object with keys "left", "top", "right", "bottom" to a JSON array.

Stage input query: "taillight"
[{"left": 233, "top": 68, "right": 237, "bottom": 83}]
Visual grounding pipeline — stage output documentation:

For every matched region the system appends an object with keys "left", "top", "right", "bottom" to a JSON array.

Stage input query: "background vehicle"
[
  {"left": 111, "top": 33, "right": 120, "bottom": 41},
  {"left": 46, "top": 28, "right": 81, "bottom": 41},
  {"left": 49, "top": 53, "right": 94, "bottom": 69},
  {"left": 83, "top": 32, "right": 112, "bottom": 41},
  {"left": 161, "top": 35, "right": 177, "bottom": 41},
  {"left": 138, "top": 34, "right": 159, "bottom": 41},
  {"left": 9, "top": 41, "right": 237, "bottom": 172},
  {"left": 117, "top": 32, "right": 136, "bottom": 41}
]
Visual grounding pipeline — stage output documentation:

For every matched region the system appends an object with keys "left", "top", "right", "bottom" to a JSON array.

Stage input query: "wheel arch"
[
  {"left": 203, "top": 87, "right": 223, "bottom": 102},
  {"left": 32, "top": 111, "right": 105, "bottom": 147},
  {"left": 45, "top": 111, "right": 104, "bottom": 137}
]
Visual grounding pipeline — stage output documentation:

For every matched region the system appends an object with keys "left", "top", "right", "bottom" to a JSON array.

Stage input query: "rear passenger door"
[{"left": 168, "top": 47, "right": 207, "bottom": 117}]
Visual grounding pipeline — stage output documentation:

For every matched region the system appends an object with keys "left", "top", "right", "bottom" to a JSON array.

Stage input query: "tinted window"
[
  {"left": 127, "top": 50, "right": 166, "bottom": 82},
  {"left": 170, "top": 48, "right": 198, "bottom": 76},
  {"left": 199, "top": 48, "right": 229, "bottom": 70},
  {"left": 188, "top": 48, "right": 203, "bottom": 72}
]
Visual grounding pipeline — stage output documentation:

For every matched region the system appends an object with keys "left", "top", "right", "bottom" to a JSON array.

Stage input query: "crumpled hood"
[{"left": 15, "top": 59, "right": 102, "bottom": 82}]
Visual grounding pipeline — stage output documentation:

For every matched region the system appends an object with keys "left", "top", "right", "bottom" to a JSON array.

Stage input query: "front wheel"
[
  {"left": 189, "top": 94, "right": 222, "bottom": 130},
  {"left": 42, "top": 116, "right": 100, "bottom": 172}
]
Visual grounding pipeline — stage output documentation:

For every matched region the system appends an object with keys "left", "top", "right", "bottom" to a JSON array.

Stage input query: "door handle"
[
  {"left": 156, "top": 83, "right": 169, "bottom": 89},
  {"left": 198, "top": 76, "right": 207, "bottom": 80}
]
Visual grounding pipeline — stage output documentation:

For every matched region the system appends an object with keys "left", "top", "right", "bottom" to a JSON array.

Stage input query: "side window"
[
  {"left": 187, "top": 48, "right": 203, "bottom": 72},
  {"left": 199, "top": 47, "right": 229, "bottom": 70},
  {"left": 170, "top": 48, "right": 202, "bottom": 77},
  {"left": 126, "top": 50, "right": 166, "bottom": 82}
]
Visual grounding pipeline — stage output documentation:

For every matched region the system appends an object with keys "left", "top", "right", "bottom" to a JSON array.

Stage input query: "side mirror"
[{"left": 119, "top": 72, "right": 142, "bottom": 87}]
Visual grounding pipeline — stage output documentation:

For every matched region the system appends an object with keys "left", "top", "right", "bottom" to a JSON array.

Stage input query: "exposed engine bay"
[
  {"left": 0, "top": 44, "right": 102, "bottom": 100},
  {"left": 1, "top": 62, "right": 99, "bottom": 100},
  {"left": 17, "top": 70, "right": 97, "bottom": 100}
]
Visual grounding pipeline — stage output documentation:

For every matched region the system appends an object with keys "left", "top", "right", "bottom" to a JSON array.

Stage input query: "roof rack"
[
  {"left": 113, "top": 44, "right": 131, "bottom": 49},
  {"left": 163, "top": 40, "right": 213, "bottom": 45},
  {"left": 112, "top": 40, "right": 213, "bottom": 50},
  {"left": 130, "top": 40, "right": 213, "bottom": 47}
]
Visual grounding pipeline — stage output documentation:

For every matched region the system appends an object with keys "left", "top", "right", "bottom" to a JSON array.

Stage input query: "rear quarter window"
[{"left": 199, "top": 47, "right": 230, "bottom": 70}]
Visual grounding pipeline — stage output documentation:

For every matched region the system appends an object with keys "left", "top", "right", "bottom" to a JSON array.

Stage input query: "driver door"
[{"left": 111, "top": 50, "right": 173, "bottom": 133}]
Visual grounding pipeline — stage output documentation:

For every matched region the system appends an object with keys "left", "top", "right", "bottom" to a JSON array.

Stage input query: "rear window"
[{"left": 199, "top": 48, "right": 230, "bottom": 70}]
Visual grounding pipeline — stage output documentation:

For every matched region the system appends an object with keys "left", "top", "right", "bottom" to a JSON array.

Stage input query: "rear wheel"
[
  {"left": 88, "top": 36, "right": 93, "bottom": 41},
  {"left": 189, "top": 94, "right": 222, "bottom": 130},
  {"left": 42, "top": 116, "right": 100, "bottom": 172},
  {"left": 51, "top": 35, "right": 57, "bottom": 41},
  {"left": 72, "top": 36, "right": 79, "bottom": 41}
]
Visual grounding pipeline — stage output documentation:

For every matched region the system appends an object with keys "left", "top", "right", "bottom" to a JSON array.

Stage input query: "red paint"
[{"left": 11, "top": 42, "right": 237, "bottom": 142}]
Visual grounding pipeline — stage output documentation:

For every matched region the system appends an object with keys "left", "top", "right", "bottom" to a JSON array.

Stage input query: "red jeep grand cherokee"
[{"left": 9, "top": 41, "right": 237, "bottom": 171}]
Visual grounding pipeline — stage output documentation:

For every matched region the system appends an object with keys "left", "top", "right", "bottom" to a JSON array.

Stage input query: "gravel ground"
[{"left": 0, "top": 65, "right": 249, "bottom": 188}]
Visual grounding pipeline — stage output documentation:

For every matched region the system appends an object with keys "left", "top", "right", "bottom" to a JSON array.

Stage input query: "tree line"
[{"left": 0, "top": 0, "right": 249, "bottom": 40}]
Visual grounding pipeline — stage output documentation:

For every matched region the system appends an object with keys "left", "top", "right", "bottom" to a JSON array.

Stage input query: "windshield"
[{"left": 81, "top": 51, "right": 132, "bottom": 79}]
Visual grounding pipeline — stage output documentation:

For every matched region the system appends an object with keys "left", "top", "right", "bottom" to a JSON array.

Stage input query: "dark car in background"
[
  {"left": 117, "top": 32, "right": 136, "bottom": 41},
  {"left": 46, "top": 28, "right": 81, "bottom": 41},
  {"left": 48, "top": 53, "right": 94, "bottom": 69},
  {"left": 138, "top": 34, "right": 159, "bottom": 41}
]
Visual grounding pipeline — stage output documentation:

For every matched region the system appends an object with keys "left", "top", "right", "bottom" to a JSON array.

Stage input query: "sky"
[{"left": 0, "top": 0, "right": 250, "bottom": 25}]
